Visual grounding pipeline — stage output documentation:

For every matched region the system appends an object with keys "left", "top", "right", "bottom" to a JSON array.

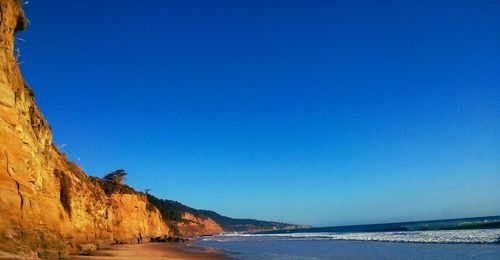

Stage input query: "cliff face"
[
  {"left": 0, "top": 1, "right": 221, "bottom": 258},
  {"left": 175, "top": 213, "right": 223, "bottom": 237}
]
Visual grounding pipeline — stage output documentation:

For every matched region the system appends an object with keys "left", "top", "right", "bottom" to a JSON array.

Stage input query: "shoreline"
[{"left": 70, "top": 242, "right": 234, "bottom": 260}]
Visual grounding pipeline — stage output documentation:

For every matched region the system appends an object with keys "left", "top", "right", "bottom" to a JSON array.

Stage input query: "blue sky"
[{"left": 19, "top": 0, "right": 499, "bottom": 226}]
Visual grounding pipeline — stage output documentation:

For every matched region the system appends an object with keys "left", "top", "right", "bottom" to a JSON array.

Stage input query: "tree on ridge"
[{"left": 103, "top": 169, "right": 127, "bottom": 185}]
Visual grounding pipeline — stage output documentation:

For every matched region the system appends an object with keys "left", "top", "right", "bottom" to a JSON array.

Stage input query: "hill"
[
  {"left": 147, "top": 195, "right": 305, "bottom": 232},
  {"left": 196, "top": 209, "right": 306, "bottom": 232}
]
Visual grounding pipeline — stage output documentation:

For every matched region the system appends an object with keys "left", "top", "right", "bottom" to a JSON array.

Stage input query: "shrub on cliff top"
[
  {"left": 90, "top": 170, "right": 136, "bottom": 196},
  {"left": 103, "top": 169, "right": 127, "bottom": 185},
  {"left": 98, "top": 179, "right": 136, "bottom": 196}
]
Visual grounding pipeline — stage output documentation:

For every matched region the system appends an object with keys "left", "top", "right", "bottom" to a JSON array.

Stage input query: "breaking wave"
[{"left": 203, "top": 229, "right": 500, "bottom": 244}]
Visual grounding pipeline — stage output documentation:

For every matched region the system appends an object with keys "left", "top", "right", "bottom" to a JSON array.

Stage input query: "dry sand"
[{"left": 70, "top": 242, "right": 233, "bottom": 260}]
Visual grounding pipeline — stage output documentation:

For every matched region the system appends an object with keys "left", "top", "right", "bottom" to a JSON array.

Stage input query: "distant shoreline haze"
[{"left": 258, "top": 215, "right": 500, "bottom": 233}]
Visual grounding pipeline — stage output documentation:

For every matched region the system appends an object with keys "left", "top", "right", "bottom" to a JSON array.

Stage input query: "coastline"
[{"left": 70, "top": 242, "right": 234, "bottom": 260}]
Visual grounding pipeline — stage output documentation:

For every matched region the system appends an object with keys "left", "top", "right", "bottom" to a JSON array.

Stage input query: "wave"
[{"left": 203, "top": 229, "right": 500, "bottom": 244}]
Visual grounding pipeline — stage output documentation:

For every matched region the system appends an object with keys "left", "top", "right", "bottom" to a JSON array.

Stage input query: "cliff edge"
[{"left": 0, "top": 1, "right": 221, "bottom": 258}]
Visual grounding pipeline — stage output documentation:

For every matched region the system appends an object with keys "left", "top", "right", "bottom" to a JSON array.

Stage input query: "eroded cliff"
[{"left": 0, "top": 1, "right": 221, "bottom": 258}]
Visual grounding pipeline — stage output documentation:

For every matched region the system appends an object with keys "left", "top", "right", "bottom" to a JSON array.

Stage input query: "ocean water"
[{"left": 196, "top": 216, "right": 500, "bottom": 259}]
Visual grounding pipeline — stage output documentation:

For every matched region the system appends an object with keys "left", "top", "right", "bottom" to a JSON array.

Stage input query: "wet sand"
[{"left": 70, "top": 242, "right": 233, "bottom": 260}]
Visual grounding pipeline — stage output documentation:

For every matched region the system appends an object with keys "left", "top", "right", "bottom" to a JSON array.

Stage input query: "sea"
[{"left": 195, "top": 215, "right": 500, "bottom": 259}]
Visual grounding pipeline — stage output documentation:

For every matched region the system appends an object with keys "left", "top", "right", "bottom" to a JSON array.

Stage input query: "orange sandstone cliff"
[{"left": 0, "top": 1, "right": 221, "bottom": 258}]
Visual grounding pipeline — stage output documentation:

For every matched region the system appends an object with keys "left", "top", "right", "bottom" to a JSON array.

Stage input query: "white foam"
[{"left": 203, "top": 229, "right": 500, "bottom": 244}]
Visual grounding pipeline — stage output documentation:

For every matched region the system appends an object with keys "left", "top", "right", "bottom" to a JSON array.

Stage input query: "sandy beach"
[{"left": 70, "top": 242, "right": 233, "bottom": 260}]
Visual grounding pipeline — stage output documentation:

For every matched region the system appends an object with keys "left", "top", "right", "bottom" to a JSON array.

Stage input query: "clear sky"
[{"left": 18, "top": 0, "right": 499, "bottom": 227}]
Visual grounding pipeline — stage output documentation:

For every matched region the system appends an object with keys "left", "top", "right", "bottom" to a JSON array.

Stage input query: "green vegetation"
[
  {"left": 147, "top": 194, "right": 294, "bottom": 232},
  {"left": 146, "top": 194, "right": 201, "bottom": 222},
  {"left": 103, "top": 169, "right": 127, "bottom": 185},
  {"left": 146, "top": 194, "right": 205, "bottom": 236},
  {"left": 90, "top": 169, "right": 296, "bottom": 233},
  {"left": 197, "top": 209, "right": 292, "bottom": 232},
  {"left": 96, "top": 179, "right": 136, "bottom": 196},
  {"left": 84, "top": 169, "right": 135, "bottom": 196},
  {"left": 98, "top": 169, "right": 136, "bottom": 195}
]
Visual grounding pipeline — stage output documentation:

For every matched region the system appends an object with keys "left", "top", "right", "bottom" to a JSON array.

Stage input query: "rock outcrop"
[
  {"left": 175, "top": 213, "right": 223, "bottom": 237},
  {"left": 0, "top": 1, "right": 221, "bottom": 258}
]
